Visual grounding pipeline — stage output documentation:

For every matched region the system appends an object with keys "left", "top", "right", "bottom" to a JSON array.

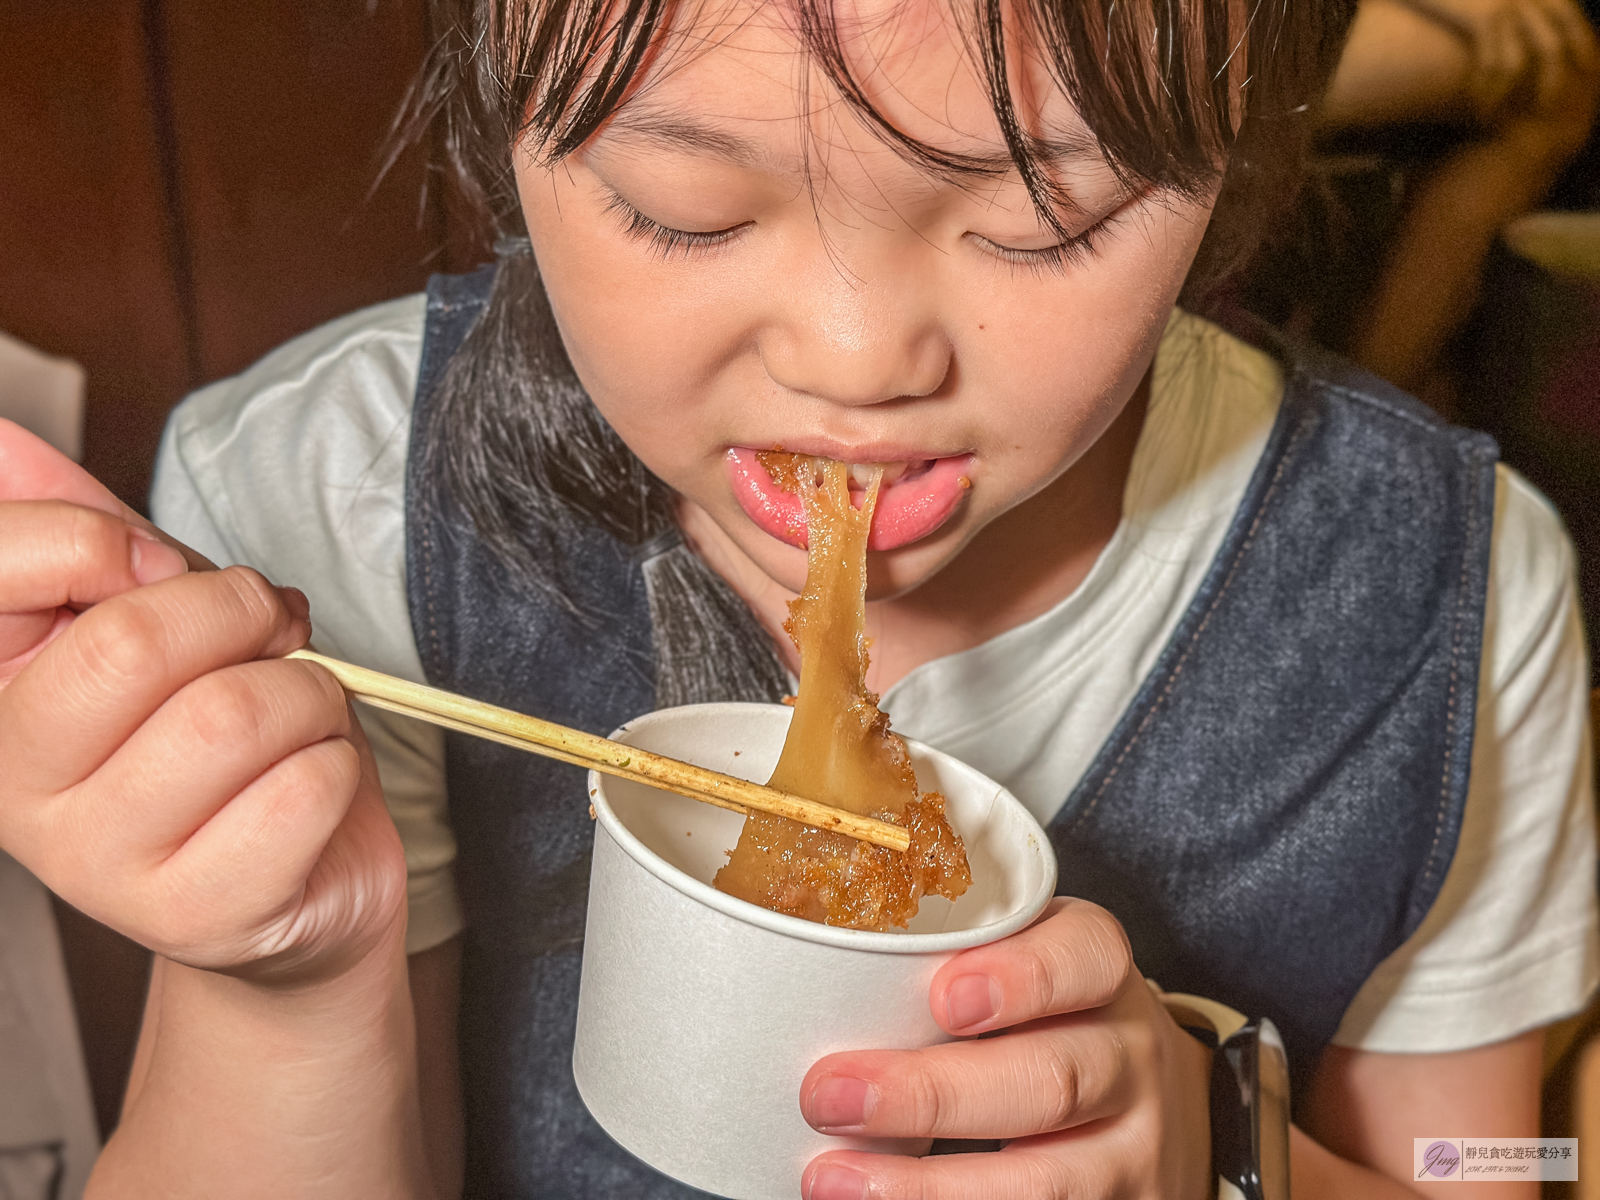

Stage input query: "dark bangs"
[{"left": 402, "top": 0, "right": 1356, "bottom": 295}]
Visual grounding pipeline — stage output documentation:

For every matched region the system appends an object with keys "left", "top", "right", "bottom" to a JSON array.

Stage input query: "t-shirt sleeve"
[
  {"left": 1332, "top": 464, "right": 1598, "bottom": 1052},
  {"left": 148, "top": 294, "right": 463, "bottom": 956}
]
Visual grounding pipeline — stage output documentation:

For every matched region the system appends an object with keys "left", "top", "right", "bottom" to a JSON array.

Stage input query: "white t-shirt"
[{"left": 150, "top": 294, "right": 1598, "bottom": 1054}]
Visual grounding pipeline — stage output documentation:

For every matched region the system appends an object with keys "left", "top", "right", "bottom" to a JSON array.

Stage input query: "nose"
[{"left": 758, "top": 258, "right": 952, "bottom": 406}]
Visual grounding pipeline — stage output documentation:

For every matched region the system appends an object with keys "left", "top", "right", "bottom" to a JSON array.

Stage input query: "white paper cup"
[{"left": 573, "top": 702, "right": 1058, "bottom": 1199}]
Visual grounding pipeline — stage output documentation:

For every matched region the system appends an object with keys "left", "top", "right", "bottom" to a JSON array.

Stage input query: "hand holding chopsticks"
[{"left": 288, "top": 650, "right": 910, "bottom": 852}]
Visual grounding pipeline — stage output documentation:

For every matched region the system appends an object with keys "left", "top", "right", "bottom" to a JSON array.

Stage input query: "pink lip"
[{"left": 726, "top": 448, "right": 974, "bottom": 551}]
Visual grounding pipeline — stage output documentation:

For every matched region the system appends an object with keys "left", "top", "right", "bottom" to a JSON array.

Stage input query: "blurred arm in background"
[{"left": 1321, "top": 0, "right": 1599, "bottom": 397}]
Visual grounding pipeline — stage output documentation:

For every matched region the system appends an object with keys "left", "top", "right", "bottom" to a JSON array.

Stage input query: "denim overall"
[{"left": 406, "top": 264, "right": 1498, "bottom": 1197}]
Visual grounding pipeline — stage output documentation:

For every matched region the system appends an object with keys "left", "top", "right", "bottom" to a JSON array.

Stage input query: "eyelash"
[
  {"left": 603, "top": 186, "right": 1126, "bottom": 272},
  {"left": 972, "top": 211, "right": 1122, "bottom": 277},
  {"left": 604, "top": 190, "right": 748, "bottom": 259}
]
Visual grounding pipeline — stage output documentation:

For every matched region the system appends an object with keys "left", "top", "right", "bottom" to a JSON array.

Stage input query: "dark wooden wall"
[
  {"left": 1, "top": 0, "right": 485, "bottom": 1137},
  {"left": 0, "top": 0, "right": 481, "bottom": 510}
]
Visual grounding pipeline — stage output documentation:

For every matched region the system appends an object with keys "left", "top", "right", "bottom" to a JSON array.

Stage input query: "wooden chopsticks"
[{"left": 288, "top": 649, "right": 911, "bottom": 853}]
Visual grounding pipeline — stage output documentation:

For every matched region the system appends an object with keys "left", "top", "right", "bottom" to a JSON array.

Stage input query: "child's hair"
[
  {"left": 394, "top": 0, "right": 1357, "bottom": 629},
  {"left": 406, "top": 0, "right": 1356, "bottom": 290}
]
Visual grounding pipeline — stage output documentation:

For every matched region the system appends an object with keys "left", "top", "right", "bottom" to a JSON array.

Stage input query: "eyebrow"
[
  {"left": 599, "top": 109, "right": 1105, "bottom": 175},
  {"left": 602, "top": 112, "right": 770, "bottom": 167}
]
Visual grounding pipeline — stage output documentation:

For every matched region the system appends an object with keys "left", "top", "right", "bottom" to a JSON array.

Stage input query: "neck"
[{"left": 679, "top": 371, "right": 1151, "bottom": 695}]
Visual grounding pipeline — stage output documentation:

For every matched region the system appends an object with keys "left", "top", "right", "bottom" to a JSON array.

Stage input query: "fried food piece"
[{"left": 714, "top": 455, "right": 971, "bottom": 930}]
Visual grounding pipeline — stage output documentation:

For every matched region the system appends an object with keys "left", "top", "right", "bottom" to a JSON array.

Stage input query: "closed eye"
[
  {"left": 970, "top": 193, "right": 1141, "bottom": 276},
  {"left": 603, "top": 187, "right": 750, "bottom": 259}
]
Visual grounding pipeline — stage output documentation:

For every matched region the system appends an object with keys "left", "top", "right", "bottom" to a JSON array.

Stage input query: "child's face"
[{"left": 515, "top": 0, "right": 1218, "bottom": 597}]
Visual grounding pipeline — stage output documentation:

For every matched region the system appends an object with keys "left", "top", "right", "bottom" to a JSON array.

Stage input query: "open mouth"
[{"left": 726, "top": 447, "right": 974, "bottom": 551}]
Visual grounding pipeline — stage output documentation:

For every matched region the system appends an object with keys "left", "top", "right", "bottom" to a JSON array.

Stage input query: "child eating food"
[{"left": 0, "top": 0, "right": 1594, "bottom": 1196}]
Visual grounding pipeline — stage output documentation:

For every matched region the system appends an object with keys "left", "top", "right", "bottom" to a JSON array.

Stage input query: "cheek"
[
  {"left": 520, "top": 180, "right": 660, "bottom": 392},
  {"left": 516, "top": 169, "right": 735, "bottom": 489},
  {"left": 961, "top": 199, "right": 1211, "bottom": 460}
]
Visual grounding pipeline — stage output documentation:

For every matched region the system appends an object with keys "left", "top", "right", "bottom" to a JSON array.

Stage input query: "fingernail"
[
  {"left": 806, "top": 1075, "right": 875, "bottom": 1130},
  {"left": 806, "top": 1164, "right": 868, "bottom": 1200},
  {"left": 129, "top": 533, "right": 188, "bottom": 585},
  {"left": 945, "top": 973, "right": 1000, "bottom": 1031},
  {"left": 279, "top": 586, "right": 311, "bottom": 621}
]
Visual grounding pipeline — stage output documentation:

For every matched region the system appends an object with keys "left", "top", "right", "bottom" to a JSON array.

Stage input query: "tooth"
[{"left": 849, "top": 461, "right": 907, "bottom": 488}]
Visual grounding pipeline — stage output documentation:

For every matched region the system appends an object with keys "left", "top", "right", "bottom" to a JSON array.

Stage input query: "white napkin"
[
  {"left": 0, "top": 852, "right": 99, "bottom": 1200},
  {"left": 0, "top": 332, "right": 86, "bottom": 462}
]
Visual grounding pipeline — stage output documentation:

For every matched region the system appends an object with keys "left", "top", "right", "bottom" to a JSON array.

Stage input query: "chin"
[{"left": 862, "top": 520, "right": 978, "bottom": 600}]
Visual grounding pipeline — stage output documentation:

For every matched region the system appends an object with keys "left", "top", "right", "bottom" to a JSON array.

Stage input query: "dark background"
[{"left": 2, "top": 1, "right": 484, "bottom": 513}]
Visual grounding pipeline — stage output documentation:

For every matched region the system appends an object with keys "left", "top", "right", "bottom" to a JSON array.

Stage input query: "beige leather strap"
[
  {"left": 1146, "top": 981, "right": 1277, "bottom": 1200},
  {"left": 1154, "top": 986, "right": 1250, "bottom": 1043}
]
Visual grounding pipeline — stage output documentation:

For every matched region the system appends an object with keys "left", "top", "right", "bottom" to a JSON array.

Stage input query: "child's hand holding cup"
[{"left": 800, "top": 897, "right": 1216, "bottom": 1200}]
